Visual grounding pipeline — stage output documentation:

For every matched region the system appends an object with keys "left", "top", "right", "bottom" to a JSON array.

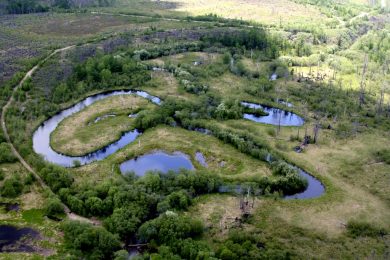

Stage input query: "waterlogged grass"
[{"left": 51, "top": 95, "right": 155, "bottom": 156}]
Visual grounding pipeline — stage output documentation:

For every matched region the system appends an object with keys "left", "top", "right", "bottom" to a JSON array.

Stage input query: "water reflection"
[
  {"left": 241, "top": 102, "right": 304, "bottom": 126},
  {"left": 120, "top": 151, "right": 194, "bottom": 176},
  {"left": 32, "top": 90, "right": 160, "bottom": 167}
]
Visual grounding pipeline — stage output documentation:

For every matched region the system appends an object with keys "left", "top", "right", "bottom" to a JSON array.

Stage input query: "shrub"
[
  {"left": 157, "top": 190, "right": 191, "bottom": 213},
  {"left": 374, "top": 149, "right": 390, "bottom": 164},
  {"left": 40, "top": 165, "right": 73, "bottom": 192},
  {"left": 1, "top": 176, "right": 24, "bottom": 198},
  {"left": 138, "top": 213, "right": 203, "bottom": 245},
  {"left": 61, "top": 220, "right": 121, "bottom": 259},
  {"left": 104, "top": 206, "right": 142, "bottom": 241},
  {"left": 45, "top": 198, "right": 65, "bottom": 219},
  {"left": 0, "top": 131, "right": 5, "bottom": 143},
  {"left": 347, "top": 220, "right": 387, "bottom": 238},
  {"left": 0, "top": 143, "right": 17, "bottom": 164},
  {"left": 24, "top": 173, "right": 36, "bottom": 185}
]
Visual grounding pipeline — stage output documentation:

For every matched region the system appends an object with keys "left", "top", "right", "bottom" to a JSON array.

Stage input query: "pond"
[
  {"left": 120, "top": 151, "right": 194, "bottom": 176},
  {"left": 284, "top": 167, "right": 325, "bottom": 200},
  {"left": 241, "top": 102, "right": 304, "bottom": 126},
  {"left": 195, "top": 152, "right": 208, "bottom": 167},
  {"left": 0, "top": 225, "right": 40, "bottom": 253},
  {"left": 0, "top": 202, "right": 19, "bottom": 212},
  {"left": 32, "top": 90, "right": 160, "bottom": 167}
]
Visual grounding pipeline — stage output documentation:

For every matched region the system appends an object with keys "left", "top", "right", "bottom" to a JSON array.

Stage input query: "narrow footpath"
[{"left": 1, "top": 45, "right": 100, "bottom": 225}]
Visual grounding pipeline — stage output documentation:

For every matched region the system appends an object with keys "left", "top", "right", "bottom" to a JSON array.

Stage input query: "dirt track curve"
[{"left": 1, "top": 45, "right": 100, "bottom": 225}]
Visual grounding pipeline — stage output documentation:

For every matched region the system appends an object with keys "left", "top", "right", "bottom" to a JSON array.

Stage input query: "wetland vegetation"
[{"left": 0, "top": 0, "right": 389, "bottom": 259}]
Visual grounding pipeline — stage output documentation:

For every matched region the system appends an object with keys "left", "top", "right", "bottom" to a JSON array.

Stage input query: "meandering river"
[
  {"left": 32, "top": 90, "right": 160, "bottom": 167},
  {"left": 32, "top": 90, "right": 323, "bottom": 199}
]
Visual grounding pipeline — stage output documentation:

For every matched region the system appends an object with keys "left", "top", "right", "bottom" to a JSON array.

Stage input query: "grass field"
[{"left": 51, "top": 95, "right": 155, "bottom": 156}]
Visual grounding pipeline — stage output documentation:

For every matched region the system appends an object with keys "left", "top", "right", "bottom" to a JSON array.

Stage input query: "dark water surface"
[
  {"left": 32, "top": 90, "right": 160, "bottom": 167},
  {"left": 0, "top": 225, "right": 40, "bottom": 252},
  {"left": 0, "top": 203, "right": 19, "bottom": 212},
  {"left": 284, "top": 167, "right": 325, "bottom": 199},
  {"left": 241, "top": 102, "right": 304, "bottom": 126},
  {"left": 120, "top": 151, "right": 194, "bottom": 176}
]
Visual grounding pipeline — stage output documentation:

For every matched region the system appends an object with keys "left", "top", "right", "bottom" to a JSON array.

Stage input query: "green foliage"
[
  {"left": 157, "top": 190, "right": 191, "bottom": 213},
  {"left": 271, "top": 161, "right": 298, "bottom": 176},
  {"left": 148, "top": 238, "right": 215, "bottom": 260},
  {"left": 53, "top": 0, "right": 71, "bottom": 9},
  {"left": 214, "top": 100, "right": 243, "bottom": 120},
  {"left": 347, "top": 220, "right": 387, "bottom": 238},
  {"left": 295, "top": 37, "right": 312, "bottom": 57},
  {"left": 44, "top": 198, "right": 65, "bottom": 218},
  {"left": 113, "top": 250, "right": 129, "bottom": 260},
  {"left": 223, "top": 52, "right": 232, "bottom": 64},
  {"left": 242, "top": 106, "right": 268, "bottom": 117},
  {"left": 138, "top": 213, "right": 204, "bottom": 245},
  {"left": 40, "top": 165, "right": 73, "bottom": 192},
  {"left": 104, "top": 205, "right": 142, "bottom": 241},
  {"left": 5, "top": 0, "right": 49, "bottom": 14},
  {"left": 61, "top": 221, "right": 121, "bottom": 259},
  {"left": 374, "top": 149, "right": 390, "bottom": 164},
  {"left": 201, "top": 29, "right": 284, "bottom": 59},
  {"left": 0, "top": 143, "right": 17, "bottom": 164},
  {"left": 270, "top": 161, "right": 308, "bottom": 195},
  {"left": 0, "top": 130, "right": 5, "bottom": 143},
  {"left": 1, "top": 176, "right": 24, "bottom": 198},
  {"left": 52, "top": 54, "right": 150, "bottom": 104},
  {"left": 21, "top": 78, "right": 32, "bottom": 92},
  {"left": 24, "top": 172, "right": 36, "bottom": 185}
]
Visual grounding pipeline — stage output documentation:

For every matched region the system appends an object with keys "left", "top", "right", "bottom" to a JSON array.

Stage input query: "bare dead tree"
[
  {"left": 313, "top": 123, "right": 320, "bottom": 144},
  {"left": 359, "top": 54, "right": 368, "bottom": 107},
  {"left": 377, "top": 83, "right": 385, "bottom": 115}
]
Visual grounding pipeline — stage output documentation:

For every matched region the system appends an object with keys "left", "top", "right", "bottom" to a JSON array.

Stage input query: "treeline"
[
  {"left": 5, "top": 0, "right": 48, "bottom": 14},
  {"left": 187, "top": 13, "right": 252, "bottom": 27},
  {"left": 201, "top": 29, "right": 288, "bottom": 59},
  {"left": 54, "top": 54, "right": 150, "bottom": 104},
  {"left": 4, "top": 0, "right": 116, "bottom": 14}
]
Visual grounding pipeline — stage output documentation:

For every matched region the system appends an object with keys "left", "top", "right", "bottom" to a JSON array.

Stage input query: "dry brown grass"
[{"left": 158, "top": 0, "right": 327, "bottom": 26}]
